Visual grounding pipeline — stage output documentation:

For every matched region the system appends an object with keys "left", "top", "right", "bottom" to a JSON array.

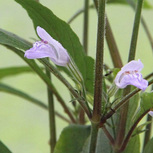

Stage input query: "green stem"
[
  {"left": 127, "top": 0, "right": 153, "bottom": 51},
  {"left": 102, "top": 125, "right": 115, "bottom": 146},
  {"left": 120, "top": 109, "right": 150, "bottom": 152},
  {"left": 115, "top": 87, "right": 131, "bottom": 149},
  {"left": 92, "top": 0, "right": 106, "bottom": 122},
  {"left": 89, "top": 123, "right": 99, "bottom": 153},
  {"left": 83, "top": 0, "right": 89, "bottom": 54},
  {"left": 101, "top": 78, "right": 153, "bottom": 125},
  {"left": 143, "top": 114, "right": 152, "bottom": 150},
  {"left": 143, "top": 83, "right": 153, "bottom": 150},
  {"left": 67, "top": 5, "right": 94, "bottom": 24},
  {"left": 46, "top": 69, "right": 56, "bottom": 153},
  {"left": 9, "top": 47, "right": 76, "bottom": 123},
  {"left": 93, "top": 0, "right": 122, "bottom": 68},
  {"left": 115, "top": 0, "right": 144, "bottom": 150},
  {"left": 40, "top": 59, "right": 92, "bottom": 118},
  {"left": 128, "top": 0, "right": 144, "bottom": 61}
]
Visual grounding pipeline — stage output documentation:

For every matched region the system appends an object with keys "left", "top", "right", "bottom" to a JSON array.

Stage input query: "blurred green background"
[{"left": 0, "top": 0, "right": 153, "bottom": 152}]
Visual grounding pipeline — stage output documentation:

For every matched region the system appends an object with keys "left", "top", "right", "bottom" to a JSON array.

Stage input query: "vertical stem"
[
  {"left": 46, "top": 69, "right": 56, "bottom": 153},
  {"left": 127, "top": 0, "right": 153, "bottom": 51},
  {"left": 115, "top": 87, "right": 131, "bottom": 149},
  {"left": 128, "top": 0, "right": 144, "bottom": 61},
  {"left": 83, "top": 0, "right": 89, "bottom": 54},
  {"left": 92, "top": 0, "right": 106, "bottom": 122},
  {"left": 93, "top": 0, "right": 123, "bottom": 68},
  {"left": 143, "top": 112, "right": 152, "bottom": 149},
  {"left": 89, "top": 123, "right": 99, "bottom": 153},
  {"left": 115, "top": 0, "right": 144, "bottom": 150},
  {"left": 89, "top": 0, "right": 106, "bottom": 152}
]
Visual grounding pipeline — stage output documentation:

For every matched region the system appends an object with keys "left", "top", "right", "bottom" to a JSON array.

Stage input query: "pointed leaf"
[
  {"left": 0, "top": 141, "right": 12, "bottom": 153},
  {"left": 0, "top": 83, "right": 48, "bottom": 109},
  {"left": 14, "top": 0, "right": 94, "bottom": 93},
  {"left": 80, "top": 128, "right": 113, "bottom": 153},
  {"left": 54, "top": 125, "right": 90, "bottom": 153},
  {"left": 0, "top": 66, "right": 34, "bottom": 80}
]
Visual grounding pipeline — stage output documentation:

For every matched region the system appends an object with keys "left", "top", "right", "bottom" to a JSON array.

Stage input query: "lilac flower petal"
[
  {"left": 25, "top": 41, "right": 56, "bottom": 59},
  {"left": 117, "top": 73, "right": 148, "bottom": 91},
  {"left": 36, "top": 26, "right": 70, "bottom": 66},
  {"left": 114, "top": 59, "right": 148, "bottom": 90},
  {"left": 148, "top": 111, "right": 153, "bottom": 117},
  {"left": 37, "top": 26, "right": 65, "bottom": 54},
  {"left": 121, "top": 59, "right": 143, "bottom": 72},
  {"left": 25, "top": 26, "right": 70, "bottom": 66}
]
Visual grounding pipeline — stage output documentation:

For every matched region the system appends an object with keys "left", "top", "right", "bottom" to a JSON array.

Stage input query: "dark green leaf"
[
  {"left": 14, "top": 0, "right": 94, "bottom": 93},
  {"left": 0, "top": 29, "right": 61, "bottom": 100},
  {"left": 107, "top": 0, "right": 153, "bottom": 9},
  {"left": 143, "top": 137, "right": 153, "bottom": 153},
  {"left": 0, "top": 66, "right": 34, "bottom": 80},
  {"left": 0, "top": 83, "right": 48, "bottom": 109},
  {"left": 0, "top": 141, "right": 12, "bottom": 153},
  {"left": 0, "top": 28, "right": 31, "bottom": 50},
  {"left": 123, "top": 135, "right": 140, "bottom": 153},
  {"left": 80, "top": 128, "right": 113, "bottom": 153},
  {"left": 53, "top": 125, "right": 90, "bottom": 153}
]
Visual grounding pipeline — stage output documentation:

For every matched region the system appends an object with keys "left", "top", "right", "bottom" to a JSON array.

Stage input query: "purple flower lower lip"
[
  {"left": 115, "top": 59, "right": 148, "bottom": 91},
  {"left": 24, "top": 26, "right": 70, "bottom": 66}
]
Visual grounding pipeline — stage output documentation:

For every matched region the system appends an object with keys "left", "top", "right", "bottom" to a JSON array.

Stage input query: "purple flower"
[
  {"left": 115, "top": 59, "right": 148, "bottom": 91},
  {"left": 25, "top": 26, "right": 70, "bottom": 66}
]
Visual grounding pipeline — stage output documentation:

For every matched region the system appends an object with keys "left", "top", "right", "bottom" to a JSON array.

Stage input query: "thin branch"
[
  {"left": 39, "top": 59, "right": 92, "bottom": 118},
  {"left": 120, "top": 110, "right": 149, "bottom": 152},
  {"left": 101, "top": 79, "right": 153, "bottom": 124},
  {"left": 101, "top": 125, "right": 115, "bottom": 146}
]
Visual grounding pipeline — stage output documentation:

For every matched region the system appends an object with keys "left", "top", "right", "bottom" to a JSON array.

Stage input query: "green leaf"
[
  {"left": 123, "top": 135, "right": 140, "bottom": 153},
  {"left": 0, "top": 141, "right": 12, "bottom": 153},
  {"left": 107, "top": 0, "right": 153, "bottom": 9},
  {"left": 0, "top": 29, "right": 62, "bottom": 101},
  {"left": 96, "top": 128, "right": 113, "bottom": 153},
  {"left": 0, "top": 83, "right": 47, "bottom": 109},
  {"left": 134, "top": 92, "right": 153, "bottom": 122},
  {"left": 80, "top": 128, "right": 113, "bottom": 153},
  {"left": 0, "top": 66, "right": 34, "bottom": 80},
  {"left": 143, "top": 137, "right": 153, "bottom": 153},
  {"left": 53, "top": 125, "right": 90, "bottom": 153},
  {"left": 14, "top": 0, "right": 94, "bottom": 94},
  {"left": 0, "top": 28, "right": 31, "bottom": 50}
]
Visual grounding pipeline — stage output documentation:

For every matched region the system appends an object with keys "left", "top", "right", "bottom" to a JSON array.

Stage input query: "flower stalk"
[
  {"left": 92, "top": 0, "right": 106, "bottom": 122},
  {"left": 115, "top": 0, "right": 144, "bottom": 150},
  {"left": 89, "top": 0, "right": 106, "bottom": 152},
  {"left": 46, "top": 67, "right": 56, "bottom": 153}
]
